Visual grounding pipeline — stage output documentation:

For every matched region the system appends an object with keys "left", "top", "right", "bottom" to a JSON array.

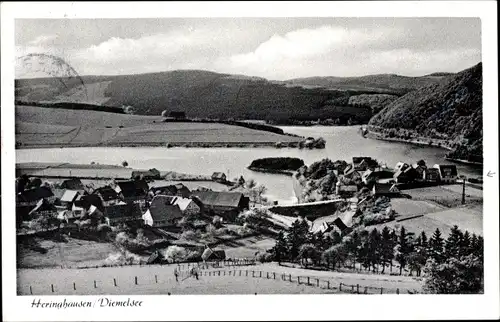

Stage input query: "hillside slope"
[
  {"left": 16, "top": 69, "right": 453, "bottom": 124},
  {"left": 282, "top": 73, "right": 451, "bottom": 95},
  {"left": 369, "top": 63, "right": 482, "bottom": 163}
]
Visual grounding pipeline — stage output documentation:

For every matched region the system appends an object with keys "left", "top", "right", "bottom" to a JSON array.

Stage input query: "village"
[{"left": 15, "top": 153, "right": 480, "bottom": 267}]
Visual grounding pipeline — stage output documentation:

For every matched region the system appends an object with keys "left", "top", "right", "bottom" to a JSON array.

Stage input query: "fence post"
[
  {"left": 135, "top": 276, "right": 138, "bottom": 285},
  {"left": 266, "top": 272, "right": 269, "bottom": 279},
  {"left": 298, "top": 276, "right": 300, "bottom": 284},
  {"left": 317, "top": 278, "right": 319, "bottom": 287},
  {"left": 260, "top": 271, "right": 262, "bottom": 278},
  {"left": 73, "top": 282, "right": 76, "bottom": 290},
  {"left": 155, "top": 275, "right": 158, "bottom": 284},
  {"left": 252, "top": 271, "right": 255, "bottom": 277},
  {"left": 239, "top": 270, "right": 242, "bottom": 276},
  {"left": 94, "top": 280, "right": 97, "bottom": 288},
  {"left": 30, "top": 286, "right": 33, "bottom": 295},
  {"left": 273, "top": 272, "right": 276, "bottom": 280},
  {"left": 224, "top": 271, "right": 226, "bottom": 276},
  {"left": 51, "top": 284, "right": 54, "bottom": 293},
  {"left": 396, "top": 288, "right": 400, "bottom": 295},
  {"left": 289, "top": 274, "right": 292, "bottom": 282},
  {"left": 113, "top": 278, "right": 117, "bottom": 287},
  {"left": 246, "top": 270, "right": 248, "bottom": 277},
  {"left": 339, "top": 283, "right": 342, "bottom": 291},
  {"left": 351, "top": 285, "right": 354, "bottom": 292},
  {"left": 327, "top": 281, "right": 330, "bottom": 289},
  {"left": 219, "top": 271, "right": 221, "bottom": 276},
  {"left": 364, "top": 287, "right": 368, "bottom": 294},
  {"left": 380, "top": 287, "right": 383, "bottom": 294},
  {"left": 229, "top": 270, "right": 231, "bottom": 276},
  {"left": 356, "top": 284, "right": 360, "bottom": 294},
  {"left": 307, "top": 277, "right": 310, "bottom": 285}
]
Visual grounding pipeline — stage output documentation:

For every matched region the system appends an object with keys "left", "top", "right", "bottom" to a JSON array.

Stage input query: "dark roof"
[
  {"left": 116, "top": 180, "right": 149, "bottom": 198},
  {"left": 333, "top": 218, "right": 348, "bottom": 231},
  {"left": 18, "top": 187, "right": 54, "bottom": 203},
  {"left": 150, "top": 184, "right": 190, "bottom": 196},
  {"left": 60, "top": 178, "right": 85, "bottom": 190},
  {"left": 373, "top": 183, "right": 400, "bottom": 194},
  {"left": 191, "top": 191, "right": 244, "bottom": 208},
  {"left": 149, "top": 195, "right": 184, "bottom": 222},
  {"left": 353, "top": 157, "right": 377, "bottom": 167},
  {"left": 75, "top": 194, "right": 104, "bottom": 211},
  {"left": 104, "top": 202, "right": 142, "bottom": 219},
  {"left": 212, "top": 172, "right": 226, "bottom": 178},
  {"left": 93, "top": 186, "right": 119, "bottom": 201}
]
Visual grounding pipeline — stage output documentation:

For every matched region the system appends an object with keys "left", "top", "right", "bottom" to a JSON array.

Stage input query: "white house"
[{"left": 432, "top": 164, "right": 458, "bottom": 183}]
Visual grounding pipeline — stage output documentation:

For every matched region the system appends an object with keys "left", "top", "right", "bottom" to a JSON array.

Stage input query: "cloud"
[
  {"left": 15, "top": 21, "right": 482, "bottom": 79},
  {"left": 28, "top": 34, "right": 58, "bottom": 46}
]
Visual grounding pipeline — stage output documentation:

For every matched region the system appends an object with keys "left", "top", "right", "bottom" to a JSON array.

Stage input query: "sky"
[{"left": 15, "top": 18, "right": 482, "bottom": 80}]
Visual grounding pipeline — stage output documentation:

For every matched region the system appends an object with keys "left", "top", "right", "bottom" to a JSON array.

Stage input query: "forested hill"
[
  {"left": 369, "top": 63, "right": 483, "bottom": 163},
  {"left": 15, "top": 69, "right": 450, "bottom": 125}
]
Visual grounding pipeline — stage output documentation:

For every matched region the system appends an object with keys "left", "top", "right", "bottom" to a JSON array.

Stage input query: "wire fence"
[{"left": 23, "top": 265, "right": 409, "bottom": 295}]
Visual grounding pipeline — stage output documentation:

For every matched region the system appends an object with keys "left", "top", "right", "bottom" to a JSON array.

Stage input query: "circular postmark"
[{"left": 16, "top": 53, "right": 88, "bottom": 100}]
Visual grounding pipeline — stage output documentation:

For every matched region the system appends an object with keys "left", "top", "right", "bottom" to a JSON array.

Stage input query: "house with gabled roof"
[
  {"left": 211, "top": 172, "right": 227, "bottom": 183},
  {"left": 160, "top": 195, "right": 201, "bottom": 215},
  {"left": 149, "top": 183, "right": 191, "bottom": 198},
  {"left": 60, "top": 178, "right": 85, "bottom": 192},
  {"left": 190, "top": 190, "right": 249, "bottom": 215},
  {"left": 115, "top": 179, "right": 149, "bottom": 202},
  {"left": 394, "top": 166, "right": 419, "bottom": 184},
  {"left": 424, "top": 168, "right": 441, "bottom": 182},
  {"left": 352, "top": 157, "right": 378, "bottom": 171},
  {"left": 433, "top": 164, "right": 458, "bottom": 183},
  {"left": 93, "top": 186, "right": 120, "bottom": 205},
  {"left": 60, "top": 189, "right": 81, "bottom": 209},
  {"left": 104, "top": 201, "right": 142, "bottom": 225},
  {"left": 143, "top": 195, "right": 184, "bottom": 227},
  {"left": 17, "top": 187, "right": 54, "bottom": 206}
]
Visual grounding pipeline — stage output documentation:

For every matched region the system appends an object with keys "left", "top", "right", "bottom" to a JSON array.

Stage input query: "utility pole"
[{"left": 461, "top": 176, "right": 466, "bottom": 205}]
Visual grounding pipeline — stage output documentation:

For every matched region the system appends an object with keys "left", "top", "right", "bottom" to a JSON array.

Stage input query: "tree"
[
  {"left": 395, "top": 226, "right": 413, "bottom": 275},
  {"left": 417, "top": 159, "right": 427, "bottom": 167},
  {"left": 423, "top": 254, "right": 483, "bottom": 294},
  {"left": 322, "top": 244, "right": 347, "bottom": 270},
  {"left": 298, "top": 244, "right": 320, "bottom": 267},
  {"left": 237, "top": 176, "right": 245, "bottom": 186},
  {"left": 367, "top": 228, "right": 382, "bottom": 272},
  {"left": 459, "top": 230, "right": 472, "bottom": 257},
  {"left": 287, "top": 219, "right": 309, "bottom": 260},
  {"left": 122, "top": 160, "right": 129, "bottom": 167},
  {"left": 271, "top": 231, "right": 288, "bottom": 264},
  {"left": 445, "top": 225, "right": 463, "bottom": 259},
  {"left": 380, "top": 226, "right": 395, "bottom": 273},
  {"left": 428, "top": 228, "right": 445, "bottom": 263}
]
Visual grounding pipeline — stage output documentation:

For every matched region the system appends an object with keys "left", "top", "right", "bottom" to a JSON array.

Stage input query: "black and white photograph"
[{"left": 1, "top": 1, "right": 499, "bottom": 321}]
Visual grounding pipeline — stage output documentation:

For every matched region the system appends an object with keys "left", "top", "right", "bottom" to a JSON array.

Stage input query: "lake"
[{"left": 16, "top": 126, "right": 482, "bottom": 204}]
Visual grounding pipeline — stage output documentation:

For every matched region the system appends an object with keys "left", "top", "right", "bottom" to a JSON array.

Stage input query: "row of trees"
[{"left": 269, "top": 220, "right": 483, "bottom": 293}]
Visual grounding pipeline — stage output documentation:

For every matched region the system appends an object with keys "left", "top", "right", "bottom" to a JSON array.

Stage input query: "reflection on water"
[{"left": 16, "top": 126, "right": 482, "bottom": 203}]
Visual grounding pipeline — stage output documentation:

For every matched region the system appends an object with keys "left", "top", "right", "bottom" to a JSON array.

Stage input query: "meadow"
[{"left": 16, "top": 106, "right": 301, "bottom": 148}]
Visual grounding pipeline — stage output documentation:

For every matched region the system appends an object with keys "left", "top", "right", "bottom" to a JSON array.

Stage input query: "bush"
[
  {"left": 162, "top": 246, "right": 188, "bottom": 263},
  {"left": 255, "top": 252, "right": 273, "bottom": 263}
]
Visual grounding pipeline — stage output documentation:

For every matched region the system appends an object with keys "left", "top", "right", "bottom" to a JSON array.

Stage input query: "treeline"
[
  {"left": 15, "top": 101, "right": 126, "bottom": 114},
  {"left": 268, "top": 221, "right": 483, "bottom": 293},
  {"left": 249, "top": 157, "right": 305, "bottom": 171}
]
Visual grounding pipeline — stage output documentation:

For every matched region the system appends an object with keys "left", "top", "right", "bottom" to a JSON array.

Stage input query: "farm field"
[
  {"left": 17, "top": 261, "right": 422, "bottom": 295},
  {"left": 404, "top": 184, "right": 483, "bottom": 207},
  {"left": 17, "top": 237, "right": 121, "bottom": 269},
  {"left": 16, "top": 106, "right": 301, "bottom": 148},
  {"left": 217, "top": 235, "right": 277, "bottom": 259},
  {"left": 372, "top": 204, "right": 482, "bottom": 237}
]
